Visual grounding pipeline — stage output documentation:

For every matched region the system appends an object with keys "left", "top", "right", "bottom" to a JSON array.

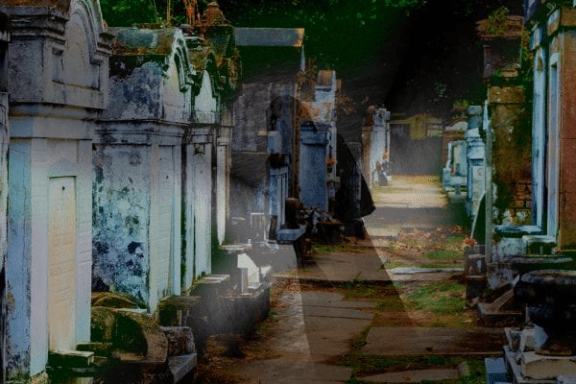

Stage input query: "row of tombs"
[
  {"left": 0, "top": 1, "right": 371, "bottom": 383},
  {"left": 442, "top": 5, "right": 576, "bottom": 384}
]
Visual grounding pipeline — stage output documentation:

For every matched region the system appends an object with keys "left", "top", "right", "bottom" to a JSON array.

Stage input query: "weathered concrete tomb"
[
  {"left": 0, "top": 11, "right": 9, "bottom": 384},
  {"left": 93, "top": 11, "right": 240, "bottom": 313},
  {"left": 1, "top": 0, "right": 110, "bottom": 382},
  {"left": 0, "top": 0, "right": 245, "bottom": 382},
  {"left": 93, "top": 27, "right": 191, "bottom": 311},
  {"left": 362, "top": 106, "right": 391, "bottom": 187},
  {"left": 230, "top": 27, "right": 306, "bottom": 243}
]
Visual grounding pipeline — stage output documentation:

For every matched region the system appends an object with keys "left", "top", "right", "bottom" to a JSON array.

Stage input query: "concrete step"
[
  {"left": 168, "top": 353, "right": 197, "bottom": 383},
  {"left": 48, "top": 350, "right": 94, "bottom": 368}
]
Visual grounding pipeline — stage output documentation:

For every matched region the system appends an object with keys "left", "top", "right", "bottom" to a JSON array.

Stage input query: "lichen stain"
[{"left": 92, "top": 146, "right": 151, "bottom": 303}]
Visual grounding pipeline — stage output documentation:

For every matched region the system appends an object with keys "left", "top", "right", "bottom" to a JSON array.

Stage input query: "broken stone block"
[
  {"left": 522, "top": 235, "right": 557, "bottom": 255},
  {"left": 194, "top": 274, "right": 231, "bottom": 299},
  {"left": 465, "top": 275, "right": 487, "bottom": 304},
  {"left": 160, "top": 327, "right": 196, "bottom": 356},
  {"left": 466, "top": 253, "right": 486, "bottom": 275},
  {"left": 157, "top": 295, "right": 201, "bottom": 327},
  {"left": 517, "top": 326, "right": 548, "bottom": 353},
  {"left": 76, "top": 342, "right": 114, "bottom": 358},
  {"left": 521, "top": 352, "right": 576, "bottom": 380},
  {"left": 114, "top": 311, "right": 168, "bottom": 365},
  {"left": 505, "top": 328, "right": 522, "bottom": 351},
  {"left": 168, "top": 353, "right": 197, "bottom": 383},
  {"left": 557, "top": 375, "right": 576, "bottom": 384},
  {"left": 485, "top": 357, "right": 507, "bottom": 384}
]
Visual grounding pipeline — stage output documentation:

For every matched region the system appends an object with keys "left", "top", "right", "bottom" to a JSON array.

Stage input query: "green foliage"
[
  {"left": 98, "top": 0, "right": 427, "bottom": 70},
  {"left": 485, "top": 6, "right": 510, "bottom": 35},
  {"left": 215, "top": 0, "right": 426, "bottom": 70},
  {"left": 452, "top": 99, "right": 470, "bottom": 111},
  {"left": 100, "top": 0, "right": 159, "bottom": 26}
]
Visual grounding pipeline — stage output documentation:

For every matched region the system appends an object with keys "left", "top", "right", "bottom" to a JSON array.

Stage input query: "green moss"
[{"left": 90, "top": 307, "right": 117, "bottom": 342}]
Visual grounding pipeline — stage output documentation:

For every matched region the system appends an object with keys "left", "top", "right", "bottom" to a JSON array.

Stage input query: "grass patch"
[
  {"left": 446, "top": 234, "right": 467, "bottom": 244},
  {"left": 383, "top": 261, "right": 463, "bottom": 270},
  {"left": 340, "top": 354, "right": 480, "bottom": 377},
  {"left": 404, "top": 281, "right": 465, "bottom": 315},
  {"left": 340, "top": 280, "right": 399, "bottom": 301},
  {"left": 375, "top": 298, "right": 405, "bottom": 311},
  {"left": 312, "top": 243, "right": 344, "bottom": 254},
  {"left": 457, "top": 359, "right": 487, "bottom": 384},
  {"left": 403, "top": 239, "right": 429, "bottom": 247},
  {"left": 423, "top": 249, "right": 462, "bottom": 263},
  {"left": 352, "top": 325, "right": 372, "bottom": 349},
  {"left": 257, "top": 308, "right": 279, "bottom": 332},
  {"left": 340, "top": 354, "right": 487, "bottom": 383},
  {"left": 311, "top": 242, "right": 372, "bottom": 255}
]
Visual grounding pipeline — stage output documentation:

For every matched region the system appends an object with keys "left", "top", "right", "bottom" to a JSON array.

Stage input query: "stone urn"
[{"left": 514, "top": 270, "right": 576, "bottom": 356}]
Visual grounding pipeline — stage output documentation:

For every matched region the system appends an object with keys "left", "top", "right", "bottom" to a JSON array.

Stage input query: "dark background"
[{"left": 101, "top": 0, "right": 525, "bottom": 142}]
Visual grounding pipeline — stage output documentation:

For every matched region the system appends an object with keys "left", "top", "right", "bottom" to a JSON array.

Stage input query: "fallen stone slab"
[
  {"left": 362, "top": 327, "right": 505, "bottom": 355},
  {"left": 299, "top": 291, "right": 377, "bottom": 309},
  {"left": 389, "top": 267, "right": 463, "bottom": 274},
  {"left": 275, "top": 252, "right": 392, "bottom": 284},
  {"left": 366, "top": 227, "right": 402, "bottom": 239},
  {"left": 269, "top": 291, "right": 373, "bottom": 361},
  {"left": 271, "top": 311, "right": 372, "bottom": 360},
  {"left": 168, "top": 353, "right": 197, "bottom": 383},
  {"left": 240, "top": 360, "right": 352, "bottom": 384},
  {"left": 359, "top": 368, "right": 459, "bottom": 383},
  {"left": 302, "top": 305, "right": 373, "bottom": 320}
]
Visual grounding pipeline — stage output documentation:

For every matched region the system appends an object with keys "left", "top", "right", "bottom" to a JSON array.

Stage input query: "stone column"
[{"left": 466, "top": 106, "right": 485, "bottom": 219}]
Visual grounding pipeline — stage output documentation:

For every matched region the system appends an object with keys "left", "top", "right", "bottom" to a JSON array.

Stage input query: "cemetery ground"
[{"left": 195, "top": 176, "right": 507, "bottom": 384}]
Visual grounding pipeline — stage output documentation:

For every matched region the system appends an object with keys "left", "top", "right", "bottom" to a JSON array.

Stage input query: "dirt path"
[{"left": 195, "top": 175, "right": 505, "bottom": 384}]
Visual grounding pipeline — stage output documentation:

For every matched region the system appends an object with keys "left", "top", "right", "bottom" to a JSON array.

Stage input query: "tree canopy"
[{"left": 99, "top": 0, "right": 425, "bottom": 71}]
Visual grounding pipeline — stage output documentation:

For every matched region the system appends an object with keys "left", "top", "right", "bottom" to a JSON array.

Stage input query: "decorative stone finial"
[{"left": 203, "top": 2, "right": 225, "bottom": 26}]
